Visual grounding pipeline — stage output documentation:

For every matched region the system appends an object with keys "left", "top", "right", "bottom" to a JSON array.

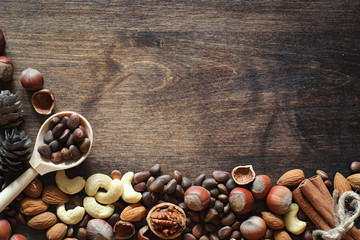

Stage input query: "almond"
[
  {"left": 23, "top": 178, "right": 43, "bottom": 198},
  {"left": 261, "top": 211, "right": 285, "bottom": 230},
  {"left": 334, "top": 172, "right": 351, "bottom": 195},
  {"left": 274, "top": 230, "right": 292, "bottom": 240},
  {"left": 347, "top": 173, "right": 360, "bottom": 191},
  {"left": 277, "top": 169, "right": 305, "bottom": 187},
  {"left": 46, "top": 223, "right": 67, "bottom": 240},
  {"left": 27, "top": 211, "right": 57, "bottom": 230},
  {"left": 20, "top": 197, "right": 49, "bottom": 216},
  {"left": 120, "top": 203, "right": 146, "bottom": 222},
  {"left": 42, "top": 185, "right": 69, "bottom": 205}
]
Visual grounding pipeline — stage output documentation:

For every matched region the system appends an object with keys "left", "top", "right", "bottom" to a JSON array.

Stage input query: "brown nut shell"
[
  {"left": 31, "top": 89, "right": 55, "bottom": 115},
  {"left": 113, "top": 220, "right": 135, "bottom": 239},
  {"left": 232, "top": 165, "right": 256, "bottom": 185},
  {"left": 146, "top": 202, "right": 186, "bottom": 239}
]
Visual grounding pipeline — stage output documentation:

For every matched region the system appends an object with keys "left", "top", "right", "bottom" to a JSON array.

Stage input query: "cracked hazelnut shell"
[
  {"left": 113, "top": 220, "right": 135, "bottom": 239},
  {"left": 31, "top": 89, "right": 55, "bottom": 115},
  {"left": 146, "top": 202, "right": 186, "bottom": 239},
  {"left": 232, "top": 165, "right": 256, "bottom": 185}
]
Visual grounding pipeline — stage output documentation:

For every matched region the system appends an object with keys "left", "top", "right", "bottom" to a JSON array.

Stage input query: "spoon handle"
[{"left": 0, "top": 167, "right": 38, "bottom": 212}]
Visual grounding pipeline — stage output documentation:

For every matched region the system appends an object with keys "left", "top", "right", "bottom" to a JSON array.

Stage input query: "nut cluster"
[
  {"left": 3, "top": 162, "right": 360, "bottom": 240},
  {"left": 37, "top": 113, "right": 91, "bottom": 163}
]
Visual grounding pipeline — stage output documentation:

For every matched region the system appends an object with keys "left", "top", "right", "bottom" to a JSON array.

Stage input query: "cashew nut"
[
  {"left": 56, "top": 204, "right": 85, "bottom": 225},
  {"left": 85, "top": 173, "right": 112, "bottom": 196},
  {"left": 121, "top": 172, "right": 142, "bottom": 203},
  {"left": 95, "top": 178, "right": 124, "bottom": 204},
  {"left": 56, "top": 170, "right": 86, "bottom": 195},
  {"left": 83, "top": 197, "right": 115, "bottom": 219},
  {"left": 284, "top": 203, "right": 307, "bottom": 235}
]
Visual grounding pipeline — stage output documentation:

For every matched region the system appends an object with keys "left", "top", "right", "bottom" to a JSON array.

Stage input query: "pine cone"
[
  {"left": 0, "top": 90, "right": 23, "bottom": 129},
  {"left": 0, "top": 128, "right": 31, "bottom": 172}
]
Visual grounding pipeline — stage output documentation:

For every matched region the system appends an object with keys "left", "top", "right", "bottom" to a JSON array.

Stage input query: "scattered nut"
[
  {"left": 83, "top": 196, "right": 115, "bottom": 219},
  {"left": 56, "top": 170, "right": 86, "bottom": 195},
  {"left": 20, "top": 68, "right": 44, "bottom": 90},
  {"left": 23, "top": 178, "right": 43, "bottom": 198},
  {"left": 120, "top": 203, "right": 146, "bottom": 222},
  {"left": 121, "top": 172, "right": 142, "bottom": 203},
  {"left": 46, "top": 223, "right": 67, "bottom": 240},
  {"left": 0, "top": 56, "right": 14, "bottom": 82},
  {"left": 85, "top": 173, "right": 112, "bottom": 196},
  {"left": 94, "top": 178, "right": 123, "bottom": 204},
  {"left": 284, "top": 203, "right": 307, "bottom": 235},
  {"left": 86, "top": 219, "right": 113, "bottom": 240},
  {"left": 57, "top": 204, "right": 85, "bottom": 225}
]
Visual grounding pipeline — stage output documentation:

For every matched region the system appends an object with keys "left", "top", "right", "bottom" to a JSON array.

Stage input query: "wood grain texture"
[{"left": 1, "top": 0, "right": 360, "bottom": 238}]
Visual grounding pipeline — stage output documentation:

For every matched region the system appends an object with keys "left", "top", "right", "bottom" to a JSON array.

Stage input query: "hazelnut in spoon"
[{"left": 0, "top": 111, "right": 93, "bottom": 212}]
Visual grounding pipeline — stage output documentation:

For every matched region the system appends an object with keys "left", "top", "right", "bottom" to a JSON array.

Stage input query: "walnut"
[{"left": 146, "top": 202, "right": 186, "bottom": 239}]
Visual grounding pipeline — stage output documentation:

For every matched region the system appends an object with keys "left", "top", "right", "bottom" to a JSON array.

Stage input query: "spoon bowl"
[
  {"left": 31, "top": 111, "right": 93, "bottom": 175},
  {"left": 0, "top": 111, "right": 93, "bottom": 212}
]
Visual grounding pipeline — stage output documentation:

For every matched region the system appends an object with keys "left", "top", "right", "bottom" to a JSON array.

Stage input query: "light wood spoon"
[{"left": 0, "top": 111, "right": 93, "bottom": 212}]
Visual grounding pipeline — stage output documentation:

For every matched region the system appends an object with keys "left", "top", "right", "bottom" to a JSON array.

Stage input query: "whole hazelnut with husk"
[
  {"left": 232, "top": 165, "right": 256, "bottom": 185},
  {"left": 251, "top": 175, "right": 271, "bottom": 199},
  {"left": 229, "top": 187, "right": 254, "bottom": 214},
  {"left": 113, "top": 220, "right": 135, "bottom": 239},
  {"left": 0, "top": 29, "right": 5, "bottom": 54},
  {"left": 31, "top": 89, "right": 55, "bottom": 115},
  {"left": 146, "top": 202, "right": 186, "bottom": 239},
  {"left": 0, "top": 56, "right": 14, "bottom": 82},
  {"left": 184, "top": 186, "right": 211, "bottom": 211},
  {"left": 266, "top": 185, "right": 292, "bottom": 215},
  {"left": 20, "top": 68, "right": 44, "bottom": 90}
]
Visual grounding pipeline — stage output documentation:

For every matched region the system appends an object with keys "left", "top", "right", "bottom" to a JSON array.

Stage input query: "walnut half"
[{"left": 146, "top": 202, "right": 186, "bottom": 239}]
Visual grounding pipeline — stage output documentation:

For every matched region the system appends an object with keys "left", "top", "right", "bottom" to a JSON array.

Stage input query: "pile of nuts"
[
  {"left": 37, "top": 113, "right": 91, "bottom": 163},
  {"left": 1, "top": 162, "right": 360, "bottom": 240}
]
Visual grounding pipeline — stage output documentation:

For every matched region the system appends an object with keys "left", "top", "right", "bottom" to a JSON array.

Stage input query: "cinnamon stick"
[
  {"left": 299, "top": 179, "right": 335, "bottom": 227},
  {"left": 299, "top": 178, "right": 360, "bottom": 240},
  {"left": 292, "top": 188, "right": 331, "bottom": 230},
  {"left": 309, "top": 175, "right": 360, "bottom": 240}
]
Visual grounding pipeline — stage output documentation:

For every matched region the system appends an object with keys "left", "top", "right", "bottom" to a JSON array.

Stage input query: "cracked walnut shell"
[{"left": 146, "top": 202, "right": 186, "bottom": 239}]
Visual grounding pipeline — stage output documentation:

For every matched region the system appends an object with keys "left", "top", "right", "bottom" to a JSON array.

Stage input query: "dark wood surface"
[{"left": 1, "top": 0, "right": 360, "bottom": 238}]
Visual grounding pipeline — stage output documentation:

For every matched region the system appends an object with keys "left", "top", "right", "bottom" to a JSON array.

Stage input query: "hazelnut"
[
  {"left": 0, "top": 56, "right": 14, "bottom": 82},
  {"left": 146, "top": 202, "right": 186, "bottom": 239},
  {"left": 0, "top": 219, "right": 12, "bottom": 240},
  {"left": 229, "top": 187, "right": 254, "bottom": 215},
  {"left": 113, "top": 220, "right": 135, "bottom": 239},
  {"left": 31, "top": 89, "right": 55, "bottom": 115},
  {"left": 232, "top": 165, "right": 256, "bottom": 185},
  {"left": 240, "top": 216, "right": 267, "bottom": 240},
  {"left": 0, "top": 29, "right": 5, "bottom": 54},
  {"left": 10, "top": 234, "right": 27, "bottom": 240},
  {"left": 266, "top": 186, "right": 292, "bottom": 215},
  {"left": 184, "top": 186, "right": 211, "bottom": 211},
  {"left": 20, "top": 68, "right": 44, "bottom": 90},
  {"left": 86, "top": 219, "right": 113, "bottom": 240},
  {"left": 251, "top": 175, "right": 272, "bottom": 199}
]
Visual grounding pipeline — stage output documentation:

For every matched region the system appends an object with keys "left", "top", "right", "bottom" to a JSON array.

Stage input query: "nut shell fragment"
[
  {"left": 31, "top": 89, "right": 55, "bottom": 115},
  {"left": 232, "top": 165, "right": 256, "bottom": 185}
]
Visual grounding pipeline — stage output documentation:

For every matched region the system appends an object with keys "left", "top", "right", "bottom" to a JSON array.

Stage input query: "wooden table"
[{"left": 1, "top": 0, "right": 360, "bottom": 238}]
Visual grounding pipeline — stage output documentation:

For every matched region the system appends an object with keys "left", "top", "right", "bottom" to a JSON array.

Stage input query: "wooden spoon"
[{"left": 0, "top": 111, "right": 93, "bottom": 212}]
